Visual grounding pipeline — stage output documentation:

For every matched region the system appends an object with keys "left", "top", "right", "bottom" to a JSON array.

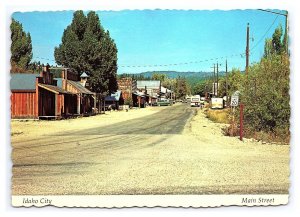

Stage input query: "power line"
[
  {"left": 257, "top": 9, "right": 287, "bottom": 17},
  {"left": 32, "top": 52, "right": 245, "bottom": 68},
  {"left": 250, "top": 14, "right": 280, "bottom": 51}
]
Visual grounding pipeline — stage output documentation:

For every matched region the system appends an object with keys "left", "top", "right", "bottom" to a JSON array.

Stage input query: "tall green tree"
[
  {"left": 264, "top": 24, "right": 286, "bottom": 58},
  {"left": 54, "top": 10, "right": 118, "bottom": 94},
  {"left": 10, "top": 18, "right": 33, "bottom": 72},
  {"left": 175, "top": 77, "right": 188, "bottom": 99}
]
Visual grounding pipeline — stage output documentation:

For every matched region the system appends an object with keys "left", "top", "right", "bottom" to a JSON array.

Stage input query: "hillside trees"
[
  {"left": 54, "top": 10, "right": 118, "bottom": 94},
  {"left": 10, "top": 18, "right": 33, "bottom": 72}
]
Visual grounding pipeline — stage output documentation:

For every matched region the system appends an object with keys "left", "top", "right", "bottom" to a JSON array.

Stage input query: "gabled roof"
[
  {"left": 10, "top": 73, "right": 39, "bottom": 91},
  {"left": 105, "top": 90, "right": 122, "bottom": 101},
  {"left": 67, "top": 80, "right": 94, "bottom": 94},
  {"left": 80, "top": 72, "right": 89, "bottom": 78},
  {"left": 137, "top": 80, "right": 161, "bottom": 89}
]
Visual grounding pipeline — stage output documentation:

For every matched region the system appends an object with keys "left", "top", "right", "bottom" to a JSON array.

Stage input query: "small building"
[
  {"left": 56, "top": 69, "right": 95, "bottom": 115},
  {"left": 117, "top": 77, "right": 137, "bottom": 101},
  {"left": 136, "top": 80, "right": 161, "bottom": 104},
  {"left": 132, "top": 91, "right": 146, "bottom": 108},
  {"left": 160, "top": 86, "right": 173, "bottom": 100},
  {"left": 104, "top": 90, "right": 123, "bottom": 110},
  {"left": 11, "top": 66, "right": 75, "bottom": 119}
]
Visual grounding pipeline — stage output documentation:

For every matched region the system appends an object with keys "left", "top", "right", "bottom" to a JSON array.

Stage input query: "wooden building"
[
  {"left": 57, "top": 69, "right": 95, "bottom": 115},
  {"left": 11, "top": 66, "right": 76, "bottom": 119},
  {"left": 104, "top": 90, "right": 123, "bottom": 110},
  {"left": 136, "top": 80, "right": 161, "bottom": 105},
  {"left": 117, "top": 77, "right": 137, "bottom": 101}
]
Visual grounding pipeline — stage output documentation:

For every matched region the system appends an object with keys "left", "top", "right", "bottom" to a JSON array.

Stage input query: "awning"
[
  {"left": 38, "top": 84, "right": 73, "bottom": 94},
  {"left": 67, "top": 80, "right": 94, "bottom": 94}
]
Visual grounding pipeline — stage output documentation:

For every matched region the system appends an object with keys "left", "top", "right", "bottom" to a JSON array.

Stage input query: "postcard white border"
[
  {"left": 12, "top": 195, "right": 289, "bottom": 208},
  {"left": 1, "top": 0, "right": 300, "bottom": 216}
]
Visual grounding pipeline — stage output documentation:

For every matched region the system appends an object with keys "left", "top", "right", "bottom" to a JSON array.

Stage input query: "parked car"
[{"left": 157, "top": 99, "right": 171, "bottom": 106}]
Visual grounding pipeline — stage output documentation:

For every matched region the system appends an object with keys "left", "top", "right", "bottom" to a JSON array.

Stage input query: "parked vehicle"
[
  {"left": 185, "top": 96, "right": 191, "bottom": 103},
  {"left": 191, "top": 95, "right": 201, "bottom": 107},
  {"left": 157, "top": 99, "right": 171, "bottom": 106}
]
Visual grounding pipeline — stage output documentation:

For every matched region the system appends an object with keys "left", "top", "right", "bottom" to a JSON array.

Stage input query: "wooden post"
[
  {"left": 103, "top": 95, "right": 106, "bottom": 114},
  {"left": 240, "top": 104, "right": 244, "bottom": 141},
  {"left": 94, "top": 93, "right": 97, "bottom": 114},
  {"left": 231, "top": 107, "right": 235, "bottom": 137},
  {"left": 77, "top": 94, "right": 81, "bottom": 114}
]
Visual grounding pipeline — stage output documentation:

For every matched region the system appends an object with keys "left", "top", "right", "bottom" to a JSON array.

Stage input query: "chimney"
[{"left": 62, "top": 69, "right": 67, "bottom": 90}]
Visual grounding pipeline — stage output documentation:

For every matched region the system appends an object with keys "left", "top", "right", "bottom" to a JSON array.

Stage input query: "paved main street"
[{"left": 12, "top": 103, "right": 289, "bottom": 195}]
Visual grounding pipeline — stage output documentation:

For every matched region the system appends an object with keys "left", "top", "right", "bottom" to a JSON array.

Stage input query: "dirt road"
[{"left": 12, "top": 103, "right": 289, "bottom": 195}]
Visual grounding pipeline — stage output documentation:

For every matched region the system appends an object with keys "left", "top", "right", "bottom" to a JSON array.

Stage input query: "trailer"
[{"left": 191, "top": 95, "right": 201, "bottom": 107}]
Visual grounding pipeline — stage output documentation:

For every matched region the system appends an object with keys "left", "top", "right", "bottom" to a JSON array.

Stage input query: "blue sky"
[{"left": 12, "top": 10, "right": 287, "bottom": 74}]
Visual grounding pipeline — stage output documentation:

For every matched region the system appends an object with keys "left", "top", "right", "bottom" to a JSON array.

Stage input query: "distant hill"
[
  {"left": 118, "top": 71, "right": 228, "bottom": 87},
  {"left": 130, "top": 71, "right": 226, "bottom": 79}
]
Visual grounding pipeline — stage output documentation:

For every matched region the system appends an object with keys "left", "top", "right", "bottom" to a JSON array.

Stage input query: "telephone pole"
[
  {"left": 210, "top": 64, "right": 216, "bottom": 96},
  {"left": 246, "top": 23, "right": 250, "bottom": 77},
  {"left": 213, "top": 64, "right": 216, "bottom": 96},
  {"left": 225, "top": 59, "right": 229, "bottom": 106},
  {"left": 216, "top": 62, "right": 219, "bottom": 97}
]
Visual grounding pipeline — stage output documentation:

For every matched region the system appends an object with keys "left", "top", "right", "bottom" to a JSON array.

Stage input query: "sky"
[{"left": 12, "top": 9, "right": 287, "bottom": 74}]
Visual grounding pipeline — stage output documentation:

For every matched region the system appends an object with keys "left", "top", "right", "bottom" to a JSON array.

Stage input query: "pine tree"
[
  {"left": 54, "top": 10, "right": 118, "bottom": 94},
  {"left": 10, "top": 18, "right": 33, "bottom": 72}
]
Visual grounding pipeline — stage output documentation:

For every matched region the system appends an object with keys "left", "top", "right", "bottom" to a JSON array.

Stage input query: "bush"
[
  {"left": 206, "top": 108, "right": 231, "bottom": 124},
  {"left": 227, "top": 53, "right": 290, "bottom": 143}
]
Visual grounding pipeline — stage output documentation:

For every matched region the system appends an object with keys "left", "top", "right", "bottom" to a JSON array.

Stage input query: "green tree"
[
  {"left": 54, "top": 11, "right": 118, "bottom": 94},
  {"left": 10, "top": 18, "right": 33, "bottom": 72},
  {"left": 241, "top": 53, "right": 289, "bottom": 134},
  {"left": 175, "top": 77, "right": 188, "bottom": 99},
  {"left": 272, "top": 25, "right": 284, "bottom": 55},
  {"left": 263, "top": 38, "right": 273, "bottom": 59},
  {"left": 152, "top": 73, "right": 166, "bottom": 82}
]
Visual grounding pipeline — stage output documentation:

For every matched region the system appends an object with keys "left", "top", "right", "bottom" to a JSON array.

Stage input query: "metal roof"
[
  {"left": 67, "top": 80, "right": 94, "bottom": 94},
  {"left": 10, "top": 73, "right": 39, "bottom": 91},
  {"left": 38, "top": 84, "right": 73, "bottom": 94},
  {"left": 105, "top": 90, "right": 122, "bottom": 101},
  {"left": 137, "top": 80, "right": 160, "bottom": 89},
  {"left": 80, "top": 72, "right": 89, "bottom": 78}
]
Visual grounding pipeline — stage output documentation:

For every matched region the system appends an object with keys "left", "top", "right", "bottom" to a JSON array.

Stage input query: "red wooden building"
[{"left": 11, "top": 66, "right": 75, "bottom": 119}]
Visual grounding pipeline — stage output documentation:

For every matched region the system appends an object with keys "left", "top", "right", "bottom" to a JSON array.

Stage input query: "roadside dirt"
[{"left": 11, "top": 104, "right": 289, "bottom": 195}]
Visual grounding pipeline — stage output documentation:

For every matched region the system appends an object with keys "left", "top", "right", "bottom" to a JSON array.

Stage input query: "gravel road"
[{"left": 12, "top": 103, "right": 289, "bottom": 195}]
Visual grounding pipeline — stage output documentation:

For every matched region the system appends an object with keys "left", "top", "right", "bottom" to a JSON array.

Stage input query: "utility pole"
[
  {"left": 216, "top": 62, "right": 219, "bottom": 97},
  {"left": 225, "top": 59, "right": 229, "bottom": 106},
  {"left": 211, "top": 64, "right": 216, "bottom": 96},
  {"left": 246, "top": 23, "right": 250, "bottom": 77}
]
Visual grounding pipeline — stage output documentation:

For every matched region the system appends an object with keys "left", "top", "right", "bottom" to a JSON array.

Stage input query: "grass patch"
[{"left": 205, "top": 108, "right": 231, "bottom": 124}]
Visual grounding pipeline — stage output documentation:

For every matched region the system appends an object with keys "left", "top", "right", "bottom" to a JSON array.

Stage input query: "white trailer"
[{"left": 191, "top": 95, "right": 201, "bottom": 107}]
